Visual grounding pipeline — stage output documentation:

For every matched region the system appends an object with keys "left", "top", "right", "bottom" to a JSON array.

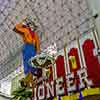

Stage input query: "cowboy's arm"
[{"left": 14, "top": 23, "right": 29, "bottom": 35}]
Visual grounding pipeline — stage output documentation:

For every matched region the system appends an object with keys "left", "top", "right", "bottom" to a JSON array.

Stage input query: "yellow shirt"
[{"left": 15, "top": 23, "right": 40, "bottom": 52}]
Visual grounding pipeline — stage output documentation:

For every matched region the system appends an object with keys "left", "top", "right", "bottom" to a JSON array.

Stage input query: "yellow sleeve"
[
  {"left": 34, "top": 33, "right": 41, "bottom": 53},
  {"left": 15, "top": 23, "right": 29, "bottom": 34}
]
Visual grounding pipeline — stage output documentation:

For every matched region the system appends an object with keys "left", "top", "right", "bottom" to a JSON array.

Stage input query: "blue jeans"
[{"left": 22, "top": 43, "right": 38, "bottom": 75}]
